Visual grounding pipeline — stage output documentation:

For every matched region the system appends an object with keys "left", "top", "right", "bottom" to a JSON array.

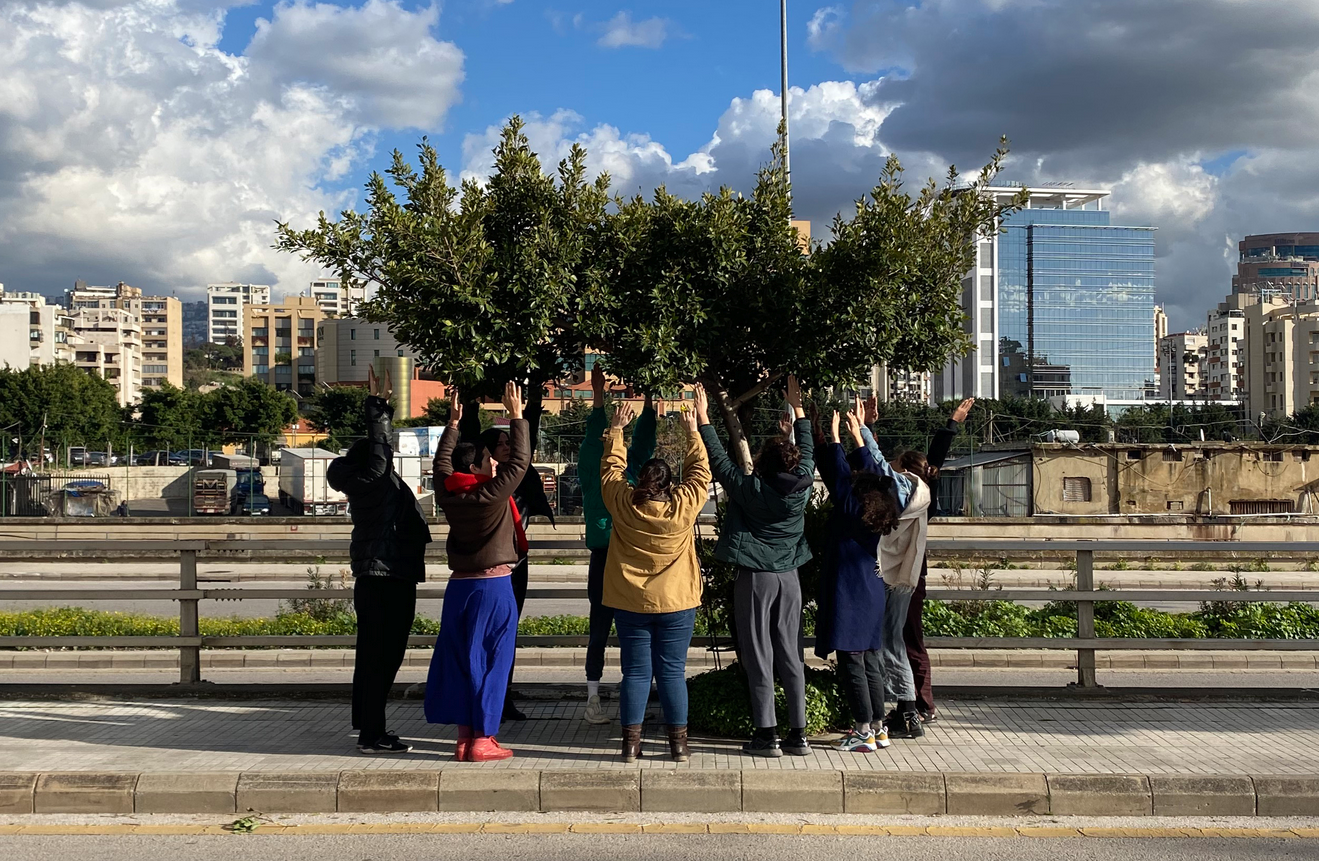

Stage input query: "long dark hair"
[
  {"left": 852, "top": 472, "right": 900, "bottom": 535},
  {"left": 754, "top": 437, "right": 802, "bottom": 479},
  {"left": 479, "top": 428, "right": 510, "bottom": 462},
  {"left": 896, "top": 449, "right": 937, "bottom": 484},
  {"left": 632, "top": 457, "right": 673, "bottom": 506}
]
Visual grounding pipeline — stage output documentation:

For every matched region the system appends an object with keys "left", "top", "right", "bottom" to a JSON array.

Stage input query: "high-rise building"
[
  {"left": 207, "top": 282, "right": 270, "bottom": 344},
  {"left": 933, "top": 184, "right": 1156, "bottom": 407},
  {"left": 1242, "top": 296, "right": 1319, "bottom": 419},
  {"left": 306, "top": 278, "right": 366, "bottom": 317},
  {"left": 1157, "top": 331, "right": 1208, "bottom": 401},
  {"left": 1205, "top": 292, "right": 1253, "bottom": 403},
  {"left": 871, "top": 363, "right": 932, "bottom": 403},
  {"left": 65, "top": 281, "right": 182, "bottom": 389},
  {"left": 315, "top": 317, "right": 419, "bottom": 385},
  {"left": 1233, "top": 233, "right": 1319, "bottom": 301},
  {"left": 243, "top": 295, "right": 323, "bottom": 396},
  {"left": 0, "top": 288, "right": 77, "bottom": 367},
  {"left": 70, "top": 308, "right": 142, "bottom": 406}
]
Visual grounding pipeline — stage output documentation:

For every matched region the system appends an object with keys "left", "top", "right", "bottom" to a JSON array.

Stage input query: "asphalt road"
[{"left": 1, "top": 834, "right": 1311, "bottom": 861}]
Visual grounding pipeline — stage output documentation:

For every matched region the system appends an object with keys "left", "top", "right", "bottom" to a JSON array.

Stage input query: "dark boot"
[
  {"left": 781, "top": 727, "right": 811, "bottom": 756},
  {"left": 667, "top": 725, "right": 690, "bottom": 762},
  {"left": 622, "top": 724, "right": 643, "bottom": 764},
  {"left": 743, "top": 727, "right": 782, "bottom": 758}
]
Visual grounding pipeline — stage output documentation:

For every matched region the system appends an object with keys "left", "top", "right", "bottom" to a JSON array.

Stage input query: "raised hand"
[
  {"left": 845, "top": 409, "right": 864, "bottom": 447},
  {"left": 692, "top": 383, "right": 710, "bottom": 426},
  {"left": 778, "top": 411, "right": 793, "bottom": 439},
  {"left": 502, "top": 381, "right": 524, "bottom": 420},
  {"left": 785, "top": 375, "right": 804, "bottom": 417},
  {"left": 851, "top": 395, "right": 866, "bottom": 430},
  {"left": 864, "top": 395, "right": 879, "bottom": 426},
  {"left": 448, "top": 388, "right": 462, "bottom": 427},
  {"left": 830, "top": 410, "right": 841, "bottom": 444},
  {"left": 952, "top": 397, "right": 976, "bottom": 424},
  {"left": 591, "top": 365, "right": 606, "bottom": 408},
  {"left": 612, "top": 400, "right": 636, "bottom": 430},
  {"left": 679, "top": 403, "right": 698, "bottom": 434}
]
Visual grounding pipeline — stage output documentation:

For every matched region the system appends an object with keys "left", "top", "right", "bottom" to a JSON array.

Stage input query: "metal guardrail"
[{"left": 3, "top": 539, "right": 1319, "bottom": 688}]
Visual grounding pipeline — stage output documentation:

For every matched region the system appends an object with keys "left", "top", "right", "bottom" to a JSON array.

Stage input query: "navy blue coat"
[{"left": 813, "top": 443, "right": 885, "bottom": 658}]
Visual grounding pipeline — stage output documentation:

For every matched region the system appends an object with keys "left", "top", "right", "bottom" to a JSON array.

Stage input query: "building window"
[
  {"left": 1162, "top": 449, "right": 1183, "bottom": 462},
  {"left": 1062, "top": 476, "right": 1091, "bottom": 503},
  {"left": 350, "top": 329, "right": 356, "bottom": 340},
  {"left": 373, "top": 349, "right": 380, "bottom": 357},
  {"left": 397, "top": 349, "right": 404, "bottom": 357},
  {"left": 1126, "top": 450, "right": 1143, "bottom": 461},
  {"left": 373, "top": 328, "right": 380, "bottom": 339},
  {"left": 1166, "top": 500, "right": 1184, "bottom": 511},
  {"left": 350, "top": 350, "right": 356, "bottom": 366}
]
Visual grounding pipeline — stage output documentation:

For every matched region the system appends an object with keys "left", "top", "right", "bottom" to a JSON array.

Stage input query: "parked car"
[
  {"left": 83, "top": 451, "right": 119, "bottom": 466},
  {"left": 177, "top": 449, "right": 215, "bottom": 467},
  {"left": 231, "top": 492, "right": 272, "bottom": 516},
  {"left": 135, "top": 450, "right": 185, "bottom": 466},
  {"left": 556, "top": 464, "right": 582, "bottom": 516}
]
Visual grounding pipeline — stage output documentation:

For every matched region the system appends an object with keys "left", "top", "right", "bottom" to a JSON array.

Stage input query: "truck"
[
  {"left": 392, "top": 427, "right": 444, "bottom": 508},
  {"left": 277, "top": 448, "right": 347, "bottom": 516},
  {"left": 212, "top": 454, "right": 267, "bottom": 514},
  {"left": 192, "top": 469, "right": 233, "bottom": 515}
]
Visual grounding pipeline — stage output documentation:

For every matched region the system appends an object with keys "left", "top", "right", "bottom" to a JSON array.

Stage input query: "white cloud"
[
  {"left": 596, "top": 11, "right": 672, "bottom": 49},
  {"left": 0, "top": 0, "right": 464, "bottom": 300}
]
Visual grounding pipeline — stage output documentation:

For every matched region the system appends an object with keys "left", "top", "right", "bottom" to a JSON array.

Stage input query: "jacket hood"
[{"left": 762, "top": 469, "right": 813, "bottom": 497}]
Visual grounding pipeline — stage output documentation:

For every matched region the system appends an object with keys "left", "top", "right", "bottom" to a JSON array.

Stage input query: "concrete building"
[
  {"left": 65, "top": 281, "right": 182, "bottom": 389},
  {"left": 242, "top": 296, "right": 323, "bottom": 396},
  {"left": 1157, "top": 331, "right": 1208, "bottom": 401},
  {"left": 1153, "top": 304, "right": 1168, "bottom": 384},
  {"left": 1205, "top": 292, "right": 1254, "bottom": 403},
  {"left": 934, "top": 184, "right": 1156, "bottom": 407},
  {"left": 871, "top": 364, "right": 932, "bottom": 403},
  {"left": 1233, "top": 233, "right": 1319, "bottom": 301},
  {"left": 0, "top": 289, "right": 77, "bottom": 367},
  {"left": 207, "top": 282, "right": 270, "bottom": 345},
  {"left": 70, "top": 308, "right": 142, "bottom": 406},
  {"left": 315, "top": 317, "right": 417, "bottom": 385},
  {"left": 1241, "top": 296, "right": 1319, "bottom": 420},
  {"left": 306, "top": 278, "right": 366, "bottom": 318},
  {"left": 0, "top": 304, "right": 30, "bottom": 371}
]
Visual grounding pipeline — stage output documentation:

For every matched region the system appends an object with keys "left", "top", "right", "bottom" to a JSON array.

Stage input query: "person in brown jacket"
[
  {"left": 424, "top": 382, "right": 529, "bottom": 762},
  {"left": 601, "top": 400, "right": 711, "bottom": 763}
]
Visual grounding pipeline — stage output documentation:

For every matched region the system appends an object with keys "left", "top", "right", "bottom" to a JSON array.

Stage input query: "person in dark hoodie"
[
  {"left": 696, "top": 377, "right": 815, "bottom": 757},
  {"left": 325, "top": 366, "right": 432, "bottom": 755},
  {"left": 425, "top": 382, "right": 529, "bottom": 762}
]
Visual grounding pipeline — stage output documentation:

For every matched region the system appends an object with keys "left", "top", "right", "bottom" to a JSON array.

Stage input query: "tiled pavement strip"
[{"left": 2, "top": 697, "right": 1318, "bottom": 775}]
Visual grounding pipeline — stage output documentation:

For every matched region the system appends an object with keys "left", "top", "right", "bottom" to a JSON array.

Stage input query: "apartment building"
[
  {"left": 0, "top": 288, "right": 77, "bottom": 367},
  {"left": 243, "top": 296, "right": 323, "bottom": 396},
  {"left": 65, "top": 281, "right": 182, "bottom": 389},
  {"left": 307, "top": 278, "right": 366, "bottom": 317},
  {"left": 1242, "top": 297, "right": 1319, "bottom": 419},
  {"left": 1157, "top": 331, "right": 1208, "bottom": 401},
  {"left": 71, "top": 308, "right": 142, "bottom": 406},
  {"left": 207, "top": 282, "right": 270, "bottom": 344},
  {"left": 1205, "top": 292, "right": 1253, "bottom": 403},
  {"left": 0, "top": 304, "right": 28, "bottom": 370},
  {"left": 1233, "top": 233, "right": 1319, "bottom": 301}
]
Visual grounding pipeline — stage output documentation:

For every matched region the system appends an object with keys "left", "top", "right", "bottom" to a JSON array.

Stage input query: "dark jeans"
[
  {"left": 352, "top": 576, "right": 417, "bottom": 743},
  {"left": 586, "top": 548, "right": 615, "bottom": 682},
  {"left": 614, "top": 607, "right": 697, "bottom": 726},
  {"left": 836, "top": 649, "right": 885, "bottom": 725},
  {"left": 904, "top": 566, "right": 934, "bottom": 713},
  {"left": 502, "top": 555, "right": 529, "bottom": 709}
]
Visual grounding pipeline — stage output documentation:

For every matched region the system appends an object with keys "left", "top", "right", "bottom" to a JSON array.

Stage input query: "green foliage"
[
  {"left": 304, "top": 384, "right": 370, "bottom": 451},
  {"left": 0, "top": 363, "right": 127, "bottom": 457},
  {"left": 137, "top": 383, "right": 203, "bottom": 449},
  {"left": 201, "top": 377, "right": 298, "bottom": 446},
  {"left": 537, "top": 400, "right": 593, "bottom": 459},
  {"left": 686, "top": 663, "right": 849, "bottom": 737}
]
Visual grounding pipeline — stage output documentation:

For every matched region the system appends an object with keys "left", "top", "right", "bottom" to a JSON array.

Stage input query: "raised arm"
[
  {"left": 327, "top": 373, "right": 393, "bottom": 492},
  {"left": 599, "top": 401, "right": 635, "bottom": 515},
  {"left": 673, "top": 408, "right": 712, "bottom": 520},
  {"left": 628, "top": 393, "right": 658, "bottom": 478},
  {"left": 928, "top": 398, "right": 973, "bottom": 469},
  {"left": 693, "top": 383, "right": 742, "bottom": 490},
  {"left": 433, "top": 390, "right": 462, "bottom": 481},
  {"left": 477, "top": 383, "right": 529, "bottom": 503}
]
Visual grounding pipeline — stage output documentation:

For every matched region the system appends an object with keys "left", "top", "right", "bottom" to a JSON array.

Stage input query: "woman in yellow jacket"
[{"left": 600, "top": 400, "right": 710, "bottom": 763}]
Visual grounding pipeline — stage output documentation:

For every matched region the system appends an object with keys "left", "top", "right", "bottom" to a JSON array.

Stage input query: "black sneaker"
[
  {"left": 919, "top": 709, "right": 939, "bottom": 724},
  {"left": 887, "top": 712, "right": 925, "bottom": 740},
  {"left": 359, "top": 736, "right": 413, "bottom": 754},
  {"left": 742, "top": 734, "right": 782, "bottom": 758},
  {"left": 781, "top": 730, "right": 811, "bottom": 756}
]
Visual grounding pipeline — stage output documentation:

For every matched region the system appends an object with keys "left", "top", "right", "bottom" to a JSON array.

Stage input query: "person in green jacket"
[
  {"left": 578, "top": 364, "right": 658, "bottom": 725},
  {"left": 695, "top": 376, "right": 814, "bottom": 757}
]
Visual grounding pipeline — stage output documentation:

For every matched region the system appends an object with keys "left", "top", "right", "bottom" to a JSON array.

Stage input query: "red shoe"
[
  {"left": 468, "top": 736, "right": 514, "bottom": 762},
  {"left": 455, "top": 725, "right": 473, "bottom": 762}
]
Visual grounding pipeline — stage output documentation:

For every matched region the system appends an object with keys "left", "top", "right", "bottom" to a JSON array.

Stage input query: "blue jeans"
[
  {"left": 881, "top": 582, "right": 916, "bottom": 702},
  {"left": 613, "top": 607, "right": 697, "bottom": 727}
]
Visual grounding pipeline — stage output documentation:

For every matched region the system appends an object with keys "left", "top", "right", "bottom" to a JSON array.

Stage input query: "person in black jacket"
[{"left": 326, "top": 367, "right": 433, "bottom": 754}]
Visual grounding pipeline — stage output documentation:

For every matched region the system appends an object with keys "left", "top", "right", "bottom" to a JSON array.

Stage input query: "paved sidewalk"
[{"left": 2, "top": 696, "right": 1317, "bottom": 776}]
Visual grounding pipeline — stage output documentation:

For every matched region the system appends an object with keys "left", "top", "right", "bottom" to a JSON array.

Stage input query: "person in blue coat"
[{"left": 814, "top": 409, "right": 901, "bottom": 753}]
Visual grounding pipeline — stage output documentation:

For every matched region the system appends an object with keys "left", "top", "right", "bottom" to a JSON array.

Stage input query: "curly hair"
[
  {"left": 852, "top": 472, "right": 900, "bottom": 535},
  {"left": 753, "top": 437, "right": 802, "bottom": 479},
  {"left": 631, "top": 457, "right": 673, "bottom": 506}
]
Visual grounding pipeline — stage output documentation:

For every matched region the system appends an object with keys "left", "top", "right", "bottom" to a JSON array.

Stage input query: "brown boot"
[
  {"left": 622, "top": 724, "right": 643, "bottom": 763},
  {"left": 667, "top": 725, "right": 689, "bottom": 762}
]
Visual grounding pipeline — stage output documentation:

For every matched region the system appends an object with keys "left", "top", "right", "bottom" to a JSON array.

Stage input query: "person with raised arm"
[
  {"left": 815, "top": 408, "right": 902, "bottom": 753},
  {"left": 326, "top": 366, "right": 432, "bottom": 755},
  {"left": 577, "top": 366, "right": 658, "bottom": 724},
  {"left": 696, "top": 378, "right": 814, "bottom": 757},
  {"left": 601, "top": 399, "right": 711, "bottom": 763},
  {"left": 425, "top": 382, "right": 530, "bottom": 762}
]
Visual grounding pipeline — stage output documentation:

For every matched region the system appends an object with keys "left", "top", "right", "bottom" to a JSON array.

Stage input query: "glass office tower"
[{"left": 935, "top": 185, "right": 1156, "bottom": 405}]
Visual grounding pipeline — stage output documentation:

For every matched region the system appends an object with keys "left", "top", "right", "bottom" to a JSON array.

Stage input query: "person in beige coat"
[{"left": 600, "top": 400, "right": 710, "bottom": 763}]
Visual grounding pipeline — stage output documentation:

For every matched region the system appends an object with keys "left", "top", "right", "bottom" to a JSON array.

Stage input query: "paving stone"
[
  {"left": 1047, "top": 774, "right": 1151, "bottom": 816},
  {"left": 1252, "top": 775, "right": 1319, "bottom": 816},
  {"left": 438, "top": 770, "right": 539, "bottom": 812},
  {"left": 135, "top": 772, "right": 237, "bottom": 814},
  {"left": 0, "top": 774, "right": 37, "bottom": 814},
  {"left": 743, "top": 770, "right": 842, "bottom": 814},
  {"left": 35, "top": 773, "right": 137, "bottom": 814},
  {"left": 337, "top": 771, "right": 438, "bottom": 813},
  {"left": 540, "top": 770, "right": 639, "bottom": 812},
  {"left": 641, "top": 770, "right": 740, "bottom": 813},
  {"left": 945, "top": 772, "right": 1048, "bottom": 815},
  {"left": 844, "top": 772, "right": 945, "bottom": 814},
  {"left": 236, "top": 772, "right": 338, "bottom": 814},
  {"left": 1150, "top": 775, "right": 1255, "bottom": 816}
]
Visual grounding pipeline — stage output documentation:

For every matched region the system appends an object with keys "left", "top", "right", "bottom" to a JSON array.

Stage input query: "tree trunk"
[
  {"left": 459, "top": 398, "right": 483, "bottom": 442},
  {"left": 710, "top": 388, "right": 753, "bottom": 474}
]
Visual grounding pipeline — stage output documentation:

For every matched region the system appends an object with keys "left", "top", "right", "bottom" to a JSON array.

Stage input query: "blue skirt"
[{"left": 424, "top": 576, "right": 518, "bottom": 736}]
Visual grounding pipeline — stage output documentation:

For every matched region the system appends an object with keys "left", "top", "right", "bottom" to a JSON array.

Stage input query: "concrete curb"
[{"left": 2, "top": 771, "right": 1316, "bottom": 816}]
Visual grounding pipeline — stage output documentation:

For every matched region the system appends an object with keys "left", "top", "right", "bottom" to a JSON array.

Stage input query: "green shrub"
[{"left": 686, "top": 662, "right": 848, "bottom": 737}]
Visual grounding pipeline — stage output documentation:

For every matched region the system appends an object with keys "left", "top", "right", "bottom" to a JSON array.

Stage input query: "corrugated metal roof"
[{"left": 940, "top": 450, "right": 1031, "bottom": 471}]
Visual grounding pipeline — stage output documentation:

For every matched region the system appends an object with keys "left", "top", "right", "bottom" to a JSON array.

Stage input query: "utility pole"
[{"left": 780, "top": 0, "right": 790, "bottom": 185}]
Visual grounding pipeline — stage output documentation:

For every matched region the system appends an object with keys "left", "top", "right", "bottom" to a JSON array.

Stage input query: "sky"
[{"left": 2, "top": 0, "right": 1318, "bottom": 330}]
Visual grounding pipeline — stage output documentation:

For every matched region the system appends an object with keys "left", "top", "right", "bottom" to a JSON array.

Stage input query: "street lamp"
[{"left": 780, "top": 0, "right": 790, "bottom": 184}]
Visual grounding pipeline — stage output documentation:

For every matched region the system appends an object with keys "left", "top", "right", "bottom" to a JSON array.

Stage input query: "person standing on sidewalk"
[
  {"left": 426, "top": 383, "right": 529, "bottom": 762},
  {"left": 326, "top": 366, "right": 432, "bottom": 755},
  {"left": 696, "top": 378, "right": 814, "bottom": 757},
  {"left": 600, "top": 399, "right": 710, "bottom": 763},
  {"left": 578, "top": 365, "right": 658, "bottom": 725},
  {"left": 814, "top": 409, "right": 901, "bottom": 754}
]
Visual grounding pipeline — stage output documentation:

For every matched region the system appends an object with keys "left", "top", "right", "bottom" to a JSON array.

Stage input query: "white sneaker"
[
  {"left": 833, "top": 729, "right": 877, "bottom": 753},
  {"left": 874, "top": 725, "right": 892, "bottom": 749},
  {"left": 583, "top": 695, "right": 610, "bottom": 725}
]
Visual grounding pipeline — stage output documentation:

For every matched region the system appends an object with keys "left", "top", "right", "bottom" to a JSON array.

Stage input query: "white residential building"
[
  {"left": 207, "top": 282, "right": 270, "bottom": 344},
  {"left": 0, "top": 304, "right": 30, "bottom": 371},
  {"left": 1205, "top": 293, "right": 1253, "bottom": 403},
  {"left": 1157, "top": 331, "right": 1208, "bottom": 401},
  {"left": 307, "top": 278, "right": 366, "bottom": 317},
  {"left": 70, "top": 308, "right": 142, "bottom": 406},
  {"left": 0, "top": 289, "right": 76, "bottom": 367}
]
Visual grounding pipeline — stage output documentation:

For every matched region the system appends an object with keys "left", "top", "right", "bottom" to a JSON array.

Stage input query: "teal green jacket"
[
  {"left": 699, "top": 418, "right": 814, "bottom": 573},
  {"left": 579, "top": 405, "right": 657, "bottom": 550}
]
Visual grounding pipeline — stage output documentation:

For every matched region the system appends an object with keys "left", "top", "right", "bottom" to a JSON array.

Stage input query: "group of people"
[{"left": 328, "top": 363, "right": 970, "bottom": 762}]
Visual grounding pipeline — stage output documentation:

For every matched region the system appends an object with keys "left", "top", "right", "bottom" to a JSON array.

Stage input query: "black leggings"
[
  {"left": 352, "top": 577, "right": 417, "bottom": 743},
  {"left": 836, "top": 650, "right": 886, "bottom": 725}
]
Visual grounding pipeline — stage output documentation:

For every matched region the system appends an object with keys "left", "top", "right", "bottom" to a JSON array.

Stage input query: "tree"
[
  {"left": 136, "top": 383, "right": 201, "bottom": 449},
  {"left": 0, "top": 364, "right": 126, "bottom": 460},
  {"left": 305, "top": 384, "right": 370, "bottom": 451},
  {"left": 201, "top": 377, "right": 298, "bottom": 447},
  {"left": 276, "top": 117, "right": 610, "bottom": 448},
  {"left": 537, "top": 399, "right": 594, "bottom": 460}
]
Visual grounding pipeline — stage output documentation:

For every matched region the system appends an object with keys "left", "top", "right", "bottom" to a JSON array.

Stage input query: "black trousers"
[
  {"left": 585, "top": 547, "right": 615, "bottom": 682},
  {"left": 836, "top": 649, "right": 886, "bottom": 725},
  {"left": 352, "top": 576, "right": 417, "bottom": 743},
  {"left": 503, "top": 555, "right": 529, "bottom": 708},
  {"left": 904, "top": 564, "right": 934, "bottom": 713}
]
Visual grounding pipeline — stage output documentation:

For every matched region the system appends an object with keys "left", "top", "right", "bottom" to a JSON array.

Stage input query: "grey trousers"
[
  {"left": 881, "top": 582, "right": 916, "bottom": 702},
  {"left": 734, "top": 567, "right": 807, "bottom": 730}
]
